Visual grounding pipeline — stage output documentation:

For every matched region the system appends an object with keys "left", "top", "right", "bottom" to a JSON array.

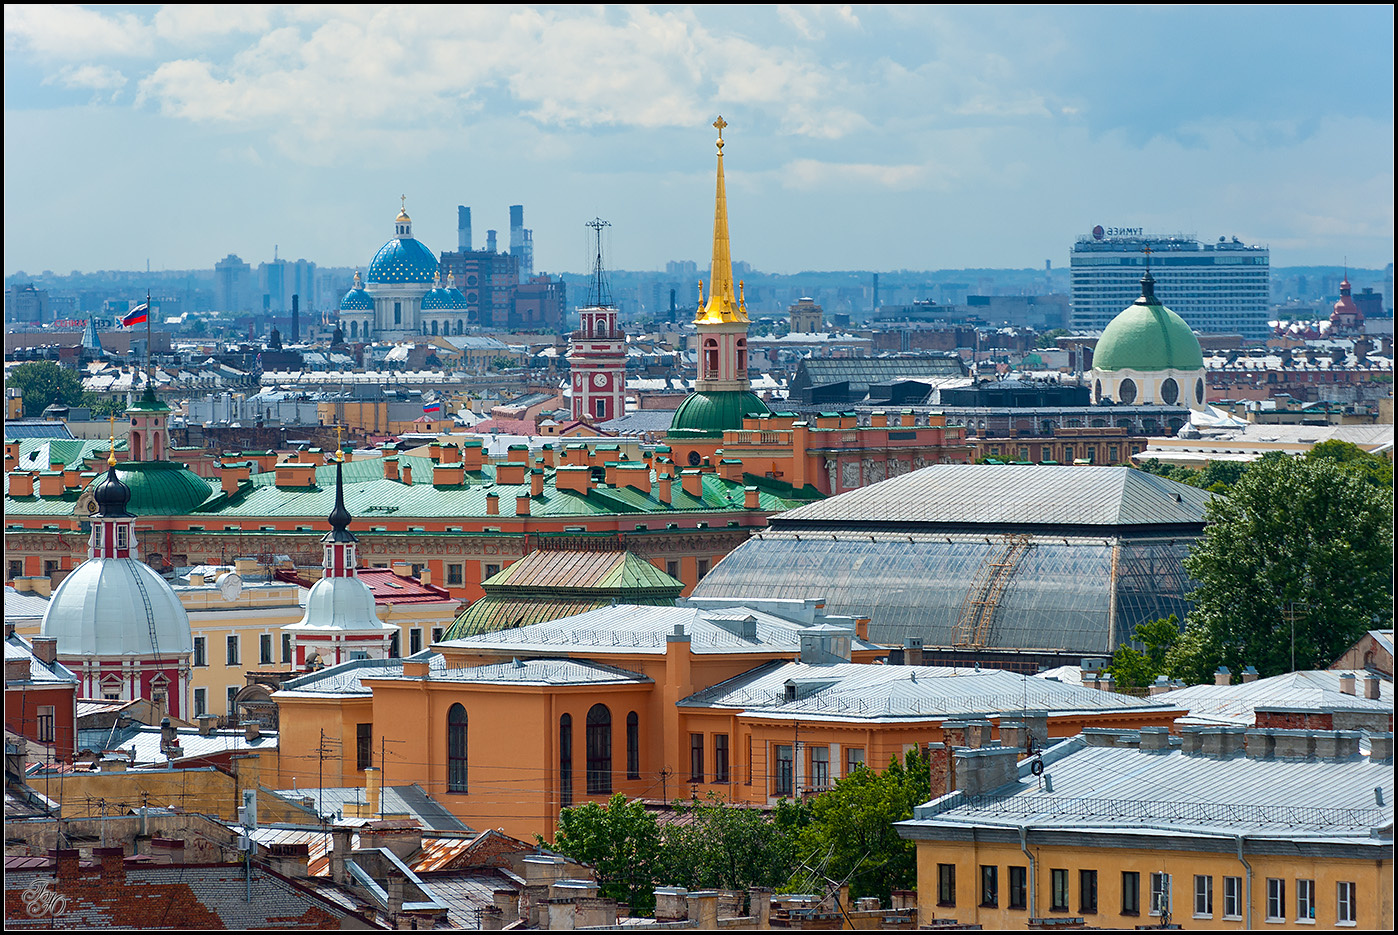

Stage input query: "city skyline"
[{"left": 4, "top": 5, "right": 1394, "bottom": 277}]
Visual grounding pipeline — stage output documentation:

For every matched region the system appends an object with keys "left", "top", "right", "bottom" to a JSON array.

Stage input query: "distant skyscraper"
[
  {"left": 458, "top": 205, "right": 472, "bottom": 252},
  {"left": 509, "top": 205, "right": 534, "bottom": 282},
  {"left": 1070, "top": 229, "right": 1269, "bottom": 337},
  {"left": 214, "top": 254, "right": 252, "bottom": 312}
]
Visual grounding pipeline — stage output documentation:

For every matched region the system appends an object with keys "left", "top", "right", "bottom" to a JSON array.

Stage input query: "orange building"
[{"left": 271, "top": 600, "right": 1183, "bottom": 842}]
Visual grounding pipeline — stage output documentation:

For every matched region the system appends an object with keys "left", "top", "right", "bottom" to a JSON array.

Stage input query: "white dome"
[
  {"left": 41, "top": 559, "right": 193, "bottom": 657},
  {"left": 287, "top": 576, "right": 394, "bottom": 632}
]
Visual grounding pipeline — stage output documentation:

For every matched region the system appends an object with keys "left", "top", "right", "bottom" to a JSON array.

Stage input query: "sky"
[{"left": 4, "top": 5, "right": 1394, "bottom": 278}]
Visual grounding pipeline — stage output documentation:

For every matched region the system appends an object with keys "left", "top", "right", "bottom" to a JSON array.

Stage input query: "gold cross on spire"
[
  {"left": 108, "top": 416, "right": 117, "bottom": 466},
  {"left": 335, "top": 424, "right": 344, "bottom": 462},
  {"left": 714, "top": 115, "right": 727, "bottom": 151},
  {"left": 401, "top": 194, "right": 407, "bottom": 212}
]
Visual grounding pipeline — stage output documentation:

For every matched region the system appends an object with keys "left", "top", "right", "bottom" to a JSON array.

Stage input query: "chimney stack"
[
  {"left": 1214, "top": 666, "right": 1231, "bottom": 687},
  {"left": 1339, "top": 672, "right": 1357, "bottom": 696}
]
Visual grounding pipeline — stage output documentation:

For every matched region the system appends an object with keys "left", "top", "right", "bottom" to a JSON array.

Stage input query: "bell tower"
[
  {"left": 694, "top": 115, "right": 751, "bottom": 394},
  {"left": 568, "top": 218, "right": 627, "bottom": 422}
]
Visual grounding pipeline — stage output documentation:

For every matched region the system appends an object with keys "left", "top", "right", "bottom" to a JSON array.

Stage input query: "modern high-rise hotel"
[{"left": 1070, "top": 228, "right": 1270, "bottom": 338}]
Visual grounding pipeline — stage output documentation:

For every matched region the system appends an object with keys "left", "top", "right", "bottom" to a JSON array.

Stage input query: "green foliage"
[
  {"left": 1305, "top": 440, "right": 1392, "bottom": 490},
  {"left": 548, "top": 794, "right": 663, "bottom": 913},
  {"left": 9, "top": 361, "right": 85, "bottom": 416},
  {"left": 1035, "top": 328, "right": 1069, "bottom": 349},
  {"left": 790, "top": 747, "right": 930, "bottom": 901},
  {"left": 1106, "top": 615, "right": 1181, "bottom": 689},
  {"left": 660, "top": 793, "right": 799, "bottom": 892},
  {"left": 1175, "top": 454, "right": 1393, "bottom": 679},
  {"left": 1135, "top": 457, "right": 1249, "bottom": 493}
]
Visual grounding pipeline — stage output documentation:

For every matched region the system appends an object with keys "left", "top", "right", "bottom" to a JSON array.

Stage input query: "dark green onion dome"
[
  {"left": 323, "top": 458, "right": 356, "bottom": 543},
  {"left": 668, "top": 391, "right": 771, "bottom": 438},
  {"left": 80, "top": 461, "right": 214, "bottom": 516},
  {"left": 1093, "top": 272, "right": 1204, "bottom": 372}
]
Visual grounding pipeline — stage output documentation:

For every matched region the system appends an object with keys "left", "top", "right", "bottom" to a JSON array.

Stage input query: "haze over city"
[{"left": 3, "top": 4, "right": 1394, "bottom": 276}]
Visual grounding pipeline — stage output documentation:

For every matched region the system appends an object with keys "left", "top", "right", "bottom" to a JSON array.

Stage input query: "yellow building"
[{"left": 898, "top": 727, "right": 1394, "bottom": 930}]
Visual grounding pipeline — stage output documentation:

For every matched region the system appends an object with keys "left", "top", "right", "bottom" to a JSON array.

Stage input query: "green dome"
[
  {"left": 1094, "top": 286, "right": 1204, "bottom": 373},
  {"left": 82, "top": 461, "right": 214, "bottom": 516},
  {"left": 668, "top": 391, "right": 771, "bottom": 438}
]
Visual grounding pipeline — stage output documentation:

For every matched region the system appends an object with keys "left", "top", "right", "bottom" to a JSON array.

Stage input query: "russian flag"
[
  {"left": 120, "top": 303, "right": 149, "bottom": 328},
  {"left": 423, "top": 401, "right": 442, "bottom": 415}
]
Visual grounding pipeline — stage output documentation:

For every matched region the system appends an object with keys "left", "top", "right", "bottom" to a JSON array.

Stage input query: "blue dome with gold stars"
[
  {"left": 368, "top": 237, "right": 439, "bottom": 284},
  {"left": 340, "top": 270, "right": 374, "bottom": 310}
]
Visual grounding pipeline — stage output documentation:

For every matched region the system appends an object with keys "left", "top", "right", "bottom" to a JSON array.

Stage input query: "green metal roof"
[
  {"left": 1094, "top": 297, "right": 1204, "bottom": 372},
  {"left": 668, "top": 391, "right": 771, "bottom": 438},
  {"left": 82, "top": 461, "right": 217, "bottom": 516}
]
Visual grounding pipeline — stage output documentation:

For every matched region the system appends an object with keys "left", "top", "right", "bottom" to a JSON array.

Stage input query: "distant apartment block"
[{"left": 1071, "top": 230, "right": 1269, "bottom": 338}]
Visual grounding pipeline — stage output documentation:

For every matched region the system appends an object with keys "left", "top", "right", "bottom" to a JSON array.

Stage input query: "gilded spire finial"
[
  {"left": 695, "top": 116, "right": 747, "bottom": 325},
  {"left": 108, "top": 416, "right": 117, "bottom": 466},
  {"left": 335, "top": 424, "right": 344, "bottom": 462}
]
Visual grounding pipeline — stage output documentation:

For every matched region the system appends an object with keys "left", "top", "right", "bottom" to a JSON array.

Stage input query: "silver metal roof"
[
  {"left": 680, "top": 661, "right": 1176, "bottom": 722},
  {"left": 1168, "top": 670, "right": 1394, "bottom": 727},
  {"left": 903, "top": 737, "right": 1394, "bottom": 843},
  {"left": 373, "top": 657, "right": 652, "bottom": 687},
  {"left": 271, "top": 783, "right": 470, "bottom": 831},
  {"left": 774, "top": 464, "right": 1212, "bottom": 529},
  {"left": 437, "top": 602, "right": 880, "bottom": 657}
]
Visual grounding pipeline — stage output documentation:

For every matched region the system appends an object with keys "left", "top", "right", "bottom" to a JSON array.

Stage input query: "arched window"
[
  {"left": 559, "top": 714, "right": 573, "bottom": 807},
  {"left": 447, "top": 704, "right": 468, "bottom": 792},
  {"left": 350, "top": 320, "right": 359, "bottom": 339},
  {"left": 703, "top": 339, "right": 719, "bottom": 379},
  {"left": 1160, "top": 377, "right": 1179, "bottom": 405},
  {"left": 735, "top": 338, "right": 747, "bottom": 374},
  {"left": 1195, "top": 378, "right": 1205, "bottom": 405},
  {"left": 626, "top": 712, "right": 640, "bottom": 780},
  {"left": 432, "top": 320, "right": 439, "bottom": 336},
  {"left": 586, "top": 704, "right": 612, "bottom": 794}
]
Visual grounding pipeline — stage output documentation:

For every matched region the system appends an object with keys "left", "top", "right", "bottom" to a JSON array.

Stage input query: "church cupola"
[
  {"left": 90, "top": 453, "right": 137, "bottom": 560},
  {"left": 322, "top": 456, "right": 358, "bottom": 578},
  {"left": 395, "top": 197, "right": 413, "bottom": 239}
]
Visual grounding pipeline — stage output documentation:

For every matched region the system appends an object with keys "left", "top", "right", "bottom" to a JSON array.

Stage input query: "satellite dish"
[{"left": 217, "top": 572, "right": 243, "bottom": 601}]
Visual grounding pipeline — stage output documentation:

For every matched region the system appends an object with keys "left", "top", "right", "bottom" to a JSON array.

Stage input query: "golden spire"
[
  {"left": 696, "top": 116, "right": 747, "bottom": 325},
  {"left": 108, "top": 416, "right": 117, "bottom": 466},
  {"left": 397, "top": 194, "right": 410, "bottom": 223}
]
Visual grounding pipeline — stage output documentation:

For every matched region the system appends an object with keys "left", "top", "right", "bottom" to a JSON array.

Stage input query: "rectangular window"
[
  {"left": 1009, "top": 866, "right": 1027, "bottom": 910},
  {"left": 1296, "top": 879, "right": 1314, "bottom": 922},
  {"left": 1123, "top": 871, "right": 1140, "bottom": 915},
  {"left": 410, "top": 628, "right": 422, "bottom": 654},
  {"left": 810, "top": 746, "right": 830, "bottom": 790},
  {"left": 980, "top": 866, "right": 998, "bottom": 908},
  {"left": 774, "top": 744, "right": 793, "bottom": 796},
  {"left": 9, "top": 559, "right": 23, "bottom": 580},
  {"left": 1051, "top": 869, "right": 1070, "bottom": 912},
  {"left": 1064, "top": 445, "right": 1075, "bottom": 461},
  {"left": 260, "top": 633, "right": 272, "bottom": 664},
  {"left": 1223, "top": 876, "right": 1243, "bottom": 920},
  {"left": 666, "top": 560, "right": 680, "bottom": 580},
  {"left": 193, "top": 688, "right": 207, "bottom": 717},
  {"left": 1150, "top": 872, "right": 1171, "bottom": 916},
  {"left": 484, "top": 563, "right": 499, "bottom": 579},
  {"left": 1080, "top": 870, "right": 1098, "bottom": 914},
  {"left": 690, "top": 733, "right": 704, "bottom": 783},
  {"left": 447, "top": 563, "right": 463, "bottom": 585},
  {"left": 1109, "top": 445, "right": 1119, "bottom": 462},
  {"left": 746, "top": 734, "right": 753, "bottom": 785},
  {"left": 193, "top": 637, "right": 207, "bottom": 667},
  {"left": 36, "top": 705, "right": 55, "bottom": 742},
  {"left": 1194, "top": 875, "right": 1213, "bottom": 918},
  {"left": 116, "top": 525, "right": 129, "bottom": 549},
  {"left": 227, "top": 686, "right": 238, "bottom": 715},
  {"left": 696, "top": 558, "right": 710, "bottom": 580},
  {"left": 1267, "top": 878, "right": 1285, "bottom": 922},
  {"left": 356, "top": 723, "right": 372, "bottom": 771},
  {"left": 846, "top": 747, "right": 865, "bottom": 773},
  {"left": 432, "top": 627, "right": 444, "bottom": 643},
  {"left": 713, "top": 734, "right": 729, "bottom": 783},
  {"left": 1336, "top": 882, "right": 1355, "bottom": 925},
  {"left": 225, "top": 634, "right": 239, "bottom": 666},
  {"left": 938, "top": 864, "right": 956, "bottom": 907},
  {"left": 282, "top": 633, "right": 291, "bottom": 663}
]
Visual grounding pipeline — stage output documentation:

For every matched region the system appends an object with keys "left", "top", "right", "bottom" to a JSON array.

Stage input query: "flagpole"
[{"left": 146, "top": 288, "right": 153, "bottom": 389}]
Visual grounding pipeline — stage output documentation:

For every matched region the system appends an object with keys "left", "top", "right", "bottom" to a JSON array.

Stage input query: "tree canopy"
[
  {"left": 1170, "top": 453, "right": 1393, "bottom": 681},
  {"left": 549, "top": 794, "right": 663, "bottom": 913},
  {"left": 9, "top": 361, "right": 85, "bottom": 417}
]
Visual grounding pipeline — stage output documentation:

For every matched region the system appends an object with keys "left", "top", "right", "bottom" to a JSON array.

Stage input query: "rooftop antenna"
[{"left": 585, "top": 218, "right": 613, "bottom": 308}]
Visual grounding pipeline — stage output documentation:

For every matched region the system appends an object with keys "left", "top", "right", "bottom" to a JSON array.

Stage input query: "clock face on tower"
[{"left": 592, "top": 372, "right": 608, "bottom": 388}]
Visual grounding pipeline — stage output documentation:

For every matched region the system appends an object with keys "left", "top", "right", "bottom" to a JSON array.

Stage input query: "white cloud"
[
  {"left": 46, "top": 63, "right": 128, "bottom": 94},
  {"left": 4, "top": 4, "right": 151, "bottom": 58},
  {"left": 777, "top": 158, "right": 936, "bottom": 191},
  {"left": 152, "top": 4, "right": 275, "bottom": 43}
]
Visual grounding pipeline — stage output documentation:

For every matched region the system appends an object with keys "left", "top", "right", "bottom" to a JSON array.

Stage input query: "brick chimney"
[
  {"left": 530, "top": 468, "right": 545, "bottom": 497},
  {"left": 680, "top": 469, "right": 703, "bottom": 498},
  {"left": 383, "top": 456, "right": 400, "bottom": 481},
  {"left": 486, "top": 492, "right": 499, "bottom": 515},
  {"left": 32, "top": 636, "right": 57, "bottom": 665}
]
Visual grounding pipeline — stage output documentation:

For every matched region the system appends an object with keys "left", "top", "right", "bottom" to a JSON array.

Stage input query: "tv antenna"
[{"left": 585, "top": 218, "right": 613, "bottom": 308}]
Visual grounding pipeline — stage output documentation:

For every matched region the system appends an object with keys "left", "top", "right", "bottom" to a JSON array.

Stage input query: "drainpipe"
[
  {"left": 1235, "top": 835, "right": 1252, "bottom": 930},
  {"left": 1019, "top": 825, "right": 1037, "bottom": 919}
]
